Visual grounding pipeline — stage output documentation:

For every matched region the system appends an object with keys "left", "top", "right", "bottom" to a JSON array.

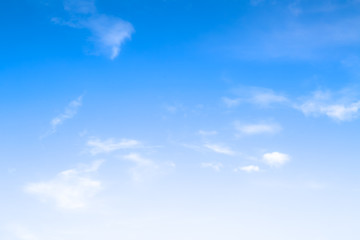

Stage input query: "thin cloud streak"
[{"left": 42, "top": 96, "right": 83, "bottom": 138}]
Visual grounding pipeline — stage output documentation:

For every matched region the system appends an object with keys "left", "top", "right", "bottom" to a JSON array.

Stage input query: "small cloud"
[
  {"left": 250, "top": 89, "right": 288, "bottom": 106},
  {"left": 54, "top": 0, "right": 134, "bottom": 59},
  {"left": 235, "top": 122, "right": 281, "bottom": 135},
  {"left": 198, "top": 130, "right": 218, "bottom": 136},
  {"left": 25, "top": 160, "right": 104, "bottom": 209},
  {"left": 204, "top": 144, "right": 235, "bottom": 156},
  {"left": 42, "top": 95, "right": 83, "bottom": 138},
  {"left": 201, "top": 162, "right": 223, "bottom": 171},
  {"left": 235, "top": 165, "right": 260, "bottom": 173},
  {"left": 123, "top": 153, "right": 159, "bottom": 182},
  {"left": 296, "top": 90, "right": 360, "bottom": 121},
  {"left": 87, "top": 137, "right": 141, "bottom": 155},
  {"left": 222, "top": 97, "right": 241, "bottom": 107},
  {"left": 224, "top": 87, "right": 288, "bottom": 108},
  {"left": 263, "top": 152, "right": 290, "bottom": 167}
]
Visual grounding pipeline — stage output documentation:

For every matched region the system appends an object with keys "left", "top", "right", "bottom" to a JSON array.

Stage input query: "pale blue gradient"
[{"left": 1, "top": 0, "right": 360, "bottom": 239}]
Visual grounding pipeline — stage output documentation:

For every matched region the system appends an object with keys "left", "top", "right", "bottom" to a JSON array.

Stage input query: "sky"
[{"left": 1, "top": 0, "right": 360, "bottom": 239}]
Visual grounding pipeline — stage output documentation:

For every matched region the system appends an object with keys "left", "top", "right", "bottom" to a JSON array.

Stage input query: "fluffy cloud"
[
  {"left": 235, "top": 165, "right": 260, "bottom": 173},
  {"left": 262, "top": 152, "right": 290, "bottom": 167},
  {"left": 25, "top": 160, "right": 104, "bottom": 209},
  {"left": 87, "top": 138, "right": 141, "bottom": 155},
  {"left": 201, "top": 162, "right": 223, "bottom": 171},
  {"left": 204, "top": 144, "right": 235, "bottom": 155},
  {"left": 53, "top": 0, "right": 134, "bottom": 59},
  {"left": 235, "top": 122, "right": 281, "bottom": 135},
  {"left": 297, "top": 90, "right": 360, "bottom": 121}
]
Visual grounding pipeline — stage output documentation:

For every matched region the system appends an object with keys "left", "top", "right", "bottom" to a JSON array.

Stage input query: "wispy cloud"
[
  {"left": 25, "top": 160, "right": 104, "bottom": 209},
  {"left": 234, "top": 122, "right": 282, "bottom": 135},
  {"left": 223, "top": 87, "right": 288, "bottom": 108},
  {"left": 204, "top": 144, "right": 235, "bottom": 155},
  {"left": 222, "top": 97, "right": 242, "bottom": 107},
  {"left": 123, "top": 153, "right": 159, "bottom": 182},
  {"left": 42, "top": 96, "right": 83, "bottom": 138},
  {"left": 296, "top": 90, "right": 360, "bottom": 121},
  {"left": 249, "top": 89, "right": 288, "bottom": 106},
  {"left": 87, "top": 137, "right": 141, "bottom": 155},
  {"left": 197, "top": 130, "right": 218, "bottom": 136},
  {"left": 263, "top": 152, "right": 290, "bottom": 167},
  {"left": 201, "top": 162, "right": 223, "bottom": 171},
  {"left": 234, "top": 165, "right": 260, "bottom": 173},
  {"left": 53, "top": 0, "right": 134, "bottom": 59}
]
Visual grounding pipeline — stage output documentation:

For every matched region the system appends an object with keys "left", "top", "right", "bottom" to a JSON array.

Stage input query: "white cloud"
[
  {"left": 42, "top": 96, "right": 83, "bottom": 138},
  {"left": 25, "top": 160, "right": 104, "bottom": 209},
  {"left": 224, "top": 88, "right": 288, "bottom": 108},
  {"left": 201, "top": 162, "right": 223, "bottom": 171},
  {"left": 222, "top": 97, "right": 241, "bottom": 107},
  {"left": 123, "top": 153, "right": 159, "bottom": 182},
  {"left": 87, "top": 138, "right": 141, "bottom": 155},
  {"left": 204, "top": 144, "right": 235, "bottom": 155},
  {"left": 250, "top": 90, "right": 288, "bottom": 106},
  {"left": 235, "top": 122, "right": 281, "bottom": 135},
  {"left": 263, "top": 152, "right": 290, "bottom": 167},
  {"left": 235, "top": 165, "right": 260, "bottom": 173},
  {"left": 53, "top": 0, "right": 134, "bottom": 59},
  {"left": 297, "top": 90, "right": 360, "bottom": 121}
]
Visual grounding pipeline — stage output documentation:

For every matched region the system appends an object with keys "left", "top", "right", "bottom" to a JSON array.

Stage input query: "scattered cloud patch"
[
  {"left": 263, "top": 152, "right": 290, "bottom": 167},
  {"left": 87, "top": 138, "right": 141, "bottom": 155},
  {"left": 297, "top": 90, "right": 360, "bottom": 121},
  {"left": 25, "top": 160, "right": 104, "bottom": 209},
  {"left": 123, "top": 153, "right": 159, "bottom": 182},
  {"left": 235, "top": 122, "right": 281, "bottom": 135},
  {"left": 201, "top": 162, "right": 223, "bottom": 171},
  {"left": 222, "top": 97, "right": 241, "bottom": 107},
  {"left": 204, "top": 144, "right": 235, "bottom": 155},
  {"left": 53, "top": 0, "right": 134, "bottom": 59},
  {"left": 249, "top": 89, "right": 288, "bottom": 106},
  {"left": 235, "top": 165, "right": 260, "bottom": 173}
]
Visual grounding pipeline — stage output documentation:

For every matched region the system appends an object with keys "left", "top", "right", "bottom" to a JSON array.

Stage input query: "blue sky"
[{"left": 2, "top": 0, "right": 360, "bottom": 239}]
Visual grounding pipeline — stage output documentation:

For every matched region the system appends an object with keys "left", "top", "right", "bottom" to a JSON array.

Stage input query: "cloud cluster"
[
  {"left": 297, "top": 90, "right": 360, "bottom": 121},
  {"left": 25, "top": 160, "right": 104, "bottom": 209},
  {"left": 53, "top": 0, "right": 134, "bottom": 59}
]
